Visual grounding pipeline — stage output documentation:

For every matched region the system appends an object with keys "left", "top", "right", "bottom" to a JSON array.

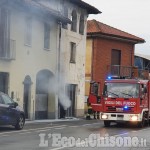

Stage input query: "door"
[
  {"left": 111, "top": 49, "right": 121, "bottom": 65},
  {"left": 58, "top": 84, "right": 77, "bottom": 118},
  {"left": 111, "top": 49, "right": 121, "bottom": 75},
  {"left": 23, "top": 75, "right": 32, "bottom": 119},
  {"left": 0, "top": 94, "right": 17, "bottom": 125},
  {"left": 24, "top": 84, "right": 29, "bottom": 118},
  {"left": 0, "top": 72, "right": 9, "bottom": 94},
  {"left": 66, "top": 84, "right": 76, "bottom": 117},
  {"left": 0, "top": 96, "right": 7, "bottom": 125},
  {"left": 35, "top": 70, "right": 52, "bottom": 119}
]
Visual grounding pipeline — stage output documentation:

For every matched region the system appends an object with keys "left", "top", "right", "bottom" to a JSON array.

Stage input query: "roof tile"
[{"left": 87, "top": 20, "right": 145, "bottom": 43}]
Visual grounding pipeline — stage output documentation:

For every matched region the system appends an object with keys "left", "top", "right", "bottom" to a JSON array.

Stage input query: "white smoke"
[{"left": 49, "top": 74, "right": 71, "bottom": 109}]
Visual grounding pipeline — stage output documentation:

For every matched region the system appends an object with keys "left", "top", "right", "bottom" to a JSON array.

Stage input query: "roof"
[
  {"left": 135, "top": 53, "right": 150, "bottom": 60},
  {"left": 21, "top": 0, "right": 101, "bottom": 15},
  {"left": 87, "top": 20, "right": 145, "bottom": 44},
  {"left": 3, "top": 0, "right": 100, "bottom": 23},
  {"left": 6, "top": 0, "right": 71, "bottom": 24},
  {"left": 69, "top": 0, "right": 101, "bottom": 14}
]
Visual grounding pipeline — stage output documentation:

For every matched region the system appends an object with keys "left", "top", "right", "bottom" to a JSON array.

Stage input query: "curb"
[{"left": 25, "top": 117, "right": 81, "bottom": 124}]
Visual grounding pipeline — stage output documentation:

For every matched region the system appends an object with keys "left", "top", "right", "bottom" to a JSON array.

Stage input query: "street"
[{"left": 0, "top": 119, "right": 150, "bottom": 150}]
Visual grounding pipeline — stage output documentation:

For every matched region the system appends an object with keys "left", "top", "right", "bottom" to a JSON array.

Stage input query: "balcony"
[
  {"left": 107, "top": 65, "right": 132, "bottom": 77},
  {"left": 0, "top": 38, "right": 16, "bottom": 60},
  {"left": 107, "top": 65, "right": 149, "bottom": 79}
]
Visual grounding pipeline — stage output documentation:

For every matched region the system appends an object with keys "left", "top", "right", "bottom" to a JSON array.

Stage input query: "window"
[
  {"left": 0, "top": 8, "right": 10, "bottom": 58},
  {"left": 24, "top": 16, "right": 32, "bottom": 46},
  {"left": 111, "top": 49, "right": 121, "bottom": 75},
  {"left": 90, "top": 83, "right": 99, "bottom": 95},
  {"left": 70, "top": 42, "right": 76, "bottom": 63},
  {"left": 103, "top": 83, "right": 139, "bottom": 98},
  {"left": 62, "top": 8, "right": 68, "bottom": 29},
  {"left": 79, "top": 14, "right": 84, "bottom": 35},
  {"left": 44, "top": 23, "right": 50, "bottom": 50},
  {"left": 111, "top": 49, "right": 121, "bottom": 65},
  {"left": 1, "top": 94, "right": 14, "bottom": 105},
  {"left": 71, "top": 10, "right": 77, "bottom": 32}
]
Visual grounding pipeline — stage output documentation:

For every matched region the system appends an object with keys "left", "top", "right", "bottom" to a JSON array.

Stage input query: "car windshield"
[
  {"left": 103, "top": 82, "right": 139, "bottom": 98},
  {"left": 1, "top": 94, "right": 14, "bottom": 105}
]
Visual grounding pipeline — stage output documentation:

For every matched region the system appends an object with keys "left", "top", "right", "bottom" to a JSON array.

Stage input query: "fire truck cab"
[{"left": 88, "top": 77, "right": 150, "bottom": 128}]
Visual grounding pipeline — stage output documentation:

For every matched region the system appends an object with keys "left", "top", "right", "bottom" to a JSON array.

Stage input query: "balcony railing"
[
  {"left": 107, "top": 65, "right": 149, "bottom": 79},
  {"left": 0, "top": 38, "right": 16, "bottom": 60},
  {"left": 107, "top": 65, "right": 133, "bottom": 77},
  {"left": 138, "top": 69, "right": 149, "bottom": 80}
]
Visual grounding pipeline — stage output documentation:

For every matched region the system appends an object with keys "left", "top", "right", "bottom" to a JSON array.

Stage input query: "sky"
[{"left": 83, "top": 0, "right": 150, "bottom": 55}]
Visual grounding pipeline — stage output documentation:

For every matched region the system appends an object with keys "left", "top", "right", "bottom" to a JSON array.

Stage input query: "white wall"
[
  {"left": 0, "top": 7, "right": 58, "bottom": 119},
  {"left": 0, "top": 0, "right": 89, "bottom": 119},
  {"left": 61, "top": 1, "right": 88, "bottom": 116}
]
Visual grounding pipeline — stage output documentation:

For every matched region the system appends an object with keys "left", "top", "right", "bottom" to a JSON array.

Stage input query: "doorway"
[
  {"left": 59, "top": 84, "right": 76, "bottom": 118},
  {"left": 23, "top": 75, "right": 32, "bottom": 119},
  {"left": 35, "top": 69, "right": 54, "bottom": 119},
  {"left": 111, "top": 49, "right": 121, "bottom": 75},
  {"left": 111, "top": 49, "right": 121, "bottom": 65},
  {"left": 0, "top": 72, "right": 9, "bottom": 94}
]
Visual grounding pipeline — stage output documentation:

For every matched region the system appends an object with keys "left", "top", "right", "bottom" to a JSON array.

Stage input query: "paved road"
[{"left": 0, "top": 119, "right": 150, "bottom": 150}]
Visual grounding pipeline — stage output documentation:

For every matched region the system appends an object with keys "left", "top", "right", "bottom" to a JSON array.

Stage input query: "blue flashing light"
[
  {"left": 124, "top": 106, "right": 128, "bottom": 110},
  {"left": 107, "top": 76, "right": 112, "bottom": 80}
]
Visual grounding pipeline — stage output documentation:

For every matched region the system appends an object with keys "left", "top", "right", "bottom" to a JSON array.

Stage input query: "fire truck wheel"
[
  {"left": 104, "top": 121, "right": 111, "bottom": 127},
  {"left": 138, "top": 115, "right": 145, "bottom": 128}
]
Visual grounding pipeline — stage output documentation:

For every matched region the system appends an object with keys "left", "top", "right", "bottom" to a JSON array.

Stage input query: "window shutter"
[
  {"left": 44, "top": 23, "right": 50, "bottom": 49},
  {"left": 25, "top": 17, "right": 32, "bottom": 46}
]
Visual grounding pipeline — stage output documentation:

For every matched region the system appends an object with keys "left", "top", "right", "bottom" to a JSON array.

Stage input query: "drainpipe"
[
  {"left": 91, "top": 38, "right": 94, "bottom": 81},
  {"left": 131, "top": 45, "right": 134, "bottom": 77},
  {"left": 55, "top": 22, "right": 62, "bottom": 119},
  {"left": 131, "top": 45, "right": 134, "bottom": 66},
  {"left": 58, "top": 22, "right": 62, "bottom": 79}
]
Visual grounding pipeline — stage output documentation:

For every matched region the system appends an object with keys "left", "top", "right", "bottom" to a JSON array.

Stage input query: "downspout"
[
  {"left": 131, "top": 45, "right": 134, "bottom": 77},
  {"left": 55, "top": 22, "right": 62, "bottom": 119},
  {"left": 58, "top": 22, "right": 62, "bottom": 79},
  {"left": 91, "top": 38, "right": 94, "bottom": 81},
  {"left": 131, "top": 45, "right": 135, "bottom": 66}
]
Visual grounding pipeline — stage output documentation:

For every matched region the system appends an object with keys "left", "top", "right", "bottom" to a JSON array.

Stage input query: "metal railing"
[
  {"left": 107, "top": 65, "right": 149, "bottom": 80},
  {"left": 107, "top": 65, "right": 133, "bottom": 78},
  {"left": 138, "top": 69, "right": 149, "bottom": 80}
]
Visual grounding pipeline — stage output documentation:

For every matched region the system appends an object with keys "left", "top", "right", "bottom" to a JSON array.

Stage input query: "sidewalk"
[{"left": 25, "top": 117, "right": 81, "bottom": 124}]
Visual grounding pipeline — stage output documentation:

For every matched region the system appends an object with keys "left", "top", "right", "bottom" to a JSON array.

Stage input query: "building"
[
  {"left": 0, "top": 0, "right": 100, "bottom": 120},
  {"left": 58, "top": 1, "right": 100, "bottom": 118},
  {"left": 135, "top": 53, "right": 150, "bottom": 70},
  {"left": 85, "top": 19, "right": 145, "bottom": 105},
  {"left": 134, "top": 53, "right": 150, "bottom": 79}
]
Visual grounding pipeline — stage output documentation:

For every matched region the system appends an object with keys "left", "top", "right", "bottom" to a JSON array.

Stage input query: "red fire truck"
[{"left": 88, "top": 73, "right": 150, "bottom": 128}]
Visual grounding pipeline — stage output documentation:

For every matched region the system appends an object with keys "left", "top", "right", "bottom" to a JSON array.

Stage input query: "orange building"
[{"left": 85, "top": 20, "right": 145, "bottom": 109}]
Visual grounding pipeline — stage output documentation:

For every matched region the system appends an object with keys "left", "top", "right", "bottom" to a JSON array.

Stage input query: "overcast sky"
[{"left": 83, "top": 0, "right": 150, "bottom": 55}]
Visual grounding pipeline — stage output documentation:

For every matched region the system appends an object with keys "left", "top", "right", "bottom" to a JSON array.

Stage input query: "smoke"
[{"left": 49, "top": 74, "right": 71, "bottom": 110}]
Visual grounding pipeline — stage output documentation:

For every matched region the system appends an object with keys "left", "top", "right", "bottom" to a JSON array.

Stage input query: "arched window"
[
  {"left": 79, "top": 14, "right": 84, "bottom": 35},
  {"left": 71, "top": 10, "right": 77, "bottom": 32}
]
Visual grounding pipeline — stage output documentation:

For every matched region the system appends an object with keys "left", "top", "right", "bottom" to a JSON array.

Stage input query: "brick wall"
[{"left": 91, "top": 37, "right": 135, "bottom": 92}]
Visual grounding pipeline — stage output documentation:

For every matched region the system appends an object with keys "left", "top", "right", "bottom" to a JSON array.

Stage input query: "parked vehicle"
[
  {"left": 0, "top": 92, "right": 25, "bottom": 130},
  {"left": 88, "top": 67, "right": 150, "bottom": 127}
]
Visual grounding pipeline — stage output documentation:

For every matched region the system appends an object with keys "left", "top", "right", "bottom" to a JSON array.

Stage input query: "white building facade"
[{"left": 0, "top": 0, "right": 100, "bottom": 120}]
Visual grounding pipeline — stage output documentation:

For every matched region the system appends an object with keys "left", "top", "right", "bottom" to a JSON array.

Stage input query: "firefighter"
[{"left": 86, "top": 98, "right": 93, "bottom": 120}]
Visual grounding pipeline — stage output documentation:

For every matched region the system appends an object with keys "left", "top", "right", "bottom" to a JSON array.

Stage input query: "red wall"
[{"left": 91, "top": 37, "right": 135, "bottom": 92}]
